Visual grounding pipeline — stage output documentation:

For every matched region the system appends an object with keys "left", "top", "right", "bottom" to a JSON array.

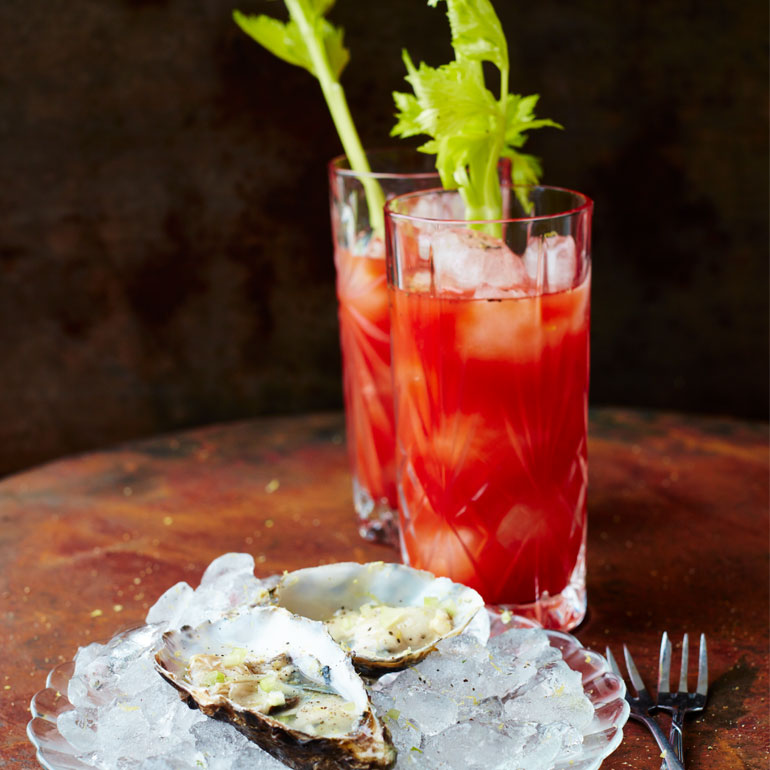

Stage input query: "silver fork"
[
  {"left": 606, "top": 645, "right": 685, "bottom": 770},
  {"left": 657, "top": 632, "right": 709, "bottom": 767}
]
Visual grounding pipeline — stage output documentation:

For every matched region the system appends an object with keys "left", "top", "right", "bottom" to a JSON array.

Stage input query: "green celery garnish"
[
  {"left": 200, "top": 670, "right": 225, "bottom": 687},
  {"left": 258, "top": 674, "right": 280, "bottom": 692},
  {"left": 233, "top": 1, "right": 386, "bottom": 235},
  {"left": 391, "top": 0, "right": 561, "bottom": 220},
  {"left": 222, "top": 647, "right": 248, "bottom": 667}
]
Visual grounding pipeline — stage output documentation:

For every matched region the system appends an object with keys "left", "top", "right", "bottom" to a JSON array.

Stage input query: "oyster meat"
[
  {"left": 155, "top": 605, "right": 395, "bottom": 770},
  {"left": 274, "top": 562, "right": 486, "bottom": 673}
]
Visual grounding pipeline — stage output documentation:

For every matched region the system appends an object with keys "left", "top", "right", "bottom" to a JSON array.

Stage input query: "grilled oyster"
[
  {"left": 154, "top": 605, "right": 395, "bottom": 770},
  {"left": 274, "top": 562, "right": 486, "bottom": 674}
]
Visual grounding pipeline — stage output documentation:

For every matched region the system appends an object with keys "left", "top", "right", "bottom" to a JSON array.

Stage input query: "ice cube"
[
  {"left": 57, "top": 708, "right": 99, "bottom": 754},
  {"left": 422, "top": 635, "right": 496, "bottom": 699},
  {"left": 488, "top": 627, "right": 550, "bottom": 660},
  {"left": 73, "top": 641, "right": 111, "bottom": 673},
  {"left": 431, "top": 228, "right": 531, "bottom": 297},
  {"left": 456, "top": 694, "right": 503, "bottom": 723},
  {"left": 382, "top": 711, "right": 425, "bottom": 759},
  {"left": 229, "top": 747, "right": 289, "bottom": 770},
  {"left": 155, "top": 554, "right": 271, "bottom": 628},
  {"left": 507, "top": 721, "right": 564, "bottom": 770},
  {"left": 409, "top": 191, "right": 466, "bottom": 222},
  {"left": 421, "top": 721, "right": 526, "bottom": 770},
  {"left": 140, "top": 678, "right": 195, "bottom": 739},
  {"left": 192, "top": 720, "right": 244, "bottom": 768},
  {"left": 199, "top": 552, "right": 256, "bottom": 589},
  {"left": 94, "top": 706, "right": 154, "bottom": 761},
  {"left": 362, "top": 234, "right": 386, "bottom": 260},
  {"left": 522, "top": 234, "right": 577, "bottom": 292},
  {"left": 116, "top": 656, "right": 158, "bottom": 697},
  {"left": 398, "top": 689, "right": 458, "bottom": 737},
  {"left": 146, "top": 581, "right": 194, "bottom": 628},
  {"left": 459, "top": 604, "right": 491, "bottom": 646},
  {"left": 138, "top": 758, "right": 206, "bottom": 770},
  {"left": 504, "top": 660, "right": 594, "bottom": 732},
  {"left": 483, "top": 629, "right": 561, "bottom": 698},
  {"left": 67, "top": 673, "right": 91, "bottom": 709}
]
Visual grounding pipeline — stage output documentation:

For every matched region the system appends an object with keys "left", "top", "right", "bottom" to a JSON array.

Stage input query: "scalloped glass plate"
[{"left": 28, "top": 619, "right": 629, "bottom": 770}]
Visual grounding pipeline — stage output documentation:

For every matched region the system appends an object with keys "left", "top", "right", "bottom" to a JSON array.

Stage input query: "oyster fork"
[
  {"left": 605, "top": 645, "right": 685, "bottom": 770},
  {"left": 657, "top": 632, "right": 709, "bottom": 767}
]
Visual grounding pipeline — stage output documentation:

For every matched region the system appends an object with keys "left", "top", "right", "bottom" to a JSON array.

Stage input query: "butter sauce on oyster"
[
  {"left": 186, "top": 651, "right": 359, "bottom": 737},
  {"left": 326, "top": 602, "right": 453, "bottom": 658},
  {"left": 274, "top": 562, "right": 486, "bottom": 674},
  {"left": 155, "top": 606, "right": 396, "bottom": 770}
]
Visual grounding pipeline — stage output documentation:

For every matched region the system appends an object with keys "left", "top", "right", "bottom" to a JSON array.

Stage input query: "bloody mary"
[
  {"left": 329, "top": 152, "right": 438, "bottom": 545},
  {"left": 386, "top": 186, "right": 593, "bottom": 630},
  {"left": 335, "top": 242, "right": 395, "bottom": 521}
]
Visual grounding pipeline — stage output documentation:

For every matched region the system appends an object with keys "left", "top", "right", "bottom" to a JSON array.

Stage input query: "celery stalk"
[{"left": 234, "top": 1, "right": 385, "bottom": 237}]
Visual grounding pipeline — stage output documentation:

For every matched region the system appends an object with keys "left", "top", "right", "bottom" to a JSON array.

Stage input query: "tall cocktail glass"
[
  {"left": 385, "top": 186, "right": 593, "bottom": 630},
  {"left": 328, "top": 150, "right": 438, "bottom": 546}
]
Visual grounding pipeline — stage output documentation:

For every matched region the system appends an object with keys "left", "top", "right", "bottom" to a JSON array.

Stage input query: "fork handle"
[
  {"left": 660, "top": 720, "right": 685, "bottom": 770},
  {"left": 670, "top": 712, "right": 685, "bottom": 762},
  {"left": 630, "top": 713, "right": 686, "bottom": 770}
]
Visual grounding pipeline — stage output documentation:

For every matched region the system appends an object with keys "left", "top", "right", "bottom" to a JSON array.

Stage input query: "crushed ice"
[{"left": 57, "top": 553, "right": 594, "bottom": 770}]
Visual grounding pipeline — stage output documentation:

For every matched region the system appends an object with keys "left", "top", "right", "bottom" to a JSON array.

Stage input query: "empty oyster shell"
[
  {"left": 154, "top": 605, "right": 395, "bottom": 770},
  {"left": 274, "top": 562, "right": 486, "bottom": 674}
]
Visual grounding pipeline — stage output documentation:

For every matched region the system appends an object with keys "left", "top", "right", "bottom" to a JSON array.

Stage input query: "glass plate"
[{"left": 28, "top": 622, "right": 629, "bottom": 770}]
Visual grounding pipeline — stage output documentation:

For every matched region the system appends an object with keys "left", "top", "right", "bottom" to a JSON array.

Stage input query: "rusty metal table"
[{"left": 1, "top": 409, "right": 768, "bottom": 769}]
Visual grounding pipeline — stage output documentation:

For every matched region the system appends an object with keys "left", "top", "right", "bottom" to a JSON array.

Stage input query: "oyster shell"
[
  {"left": 274, "top": 562, "right": 486, "bottom": 674},
  {"left": 154, "top": 605, "right": 395, "bottom": 770}
]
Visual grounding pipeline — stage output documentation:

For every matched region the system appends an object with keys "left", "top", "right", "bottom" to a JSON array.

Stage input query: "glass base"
[
  {"left": 353, "top": 477, "right": 399, "bottom": 547},
  {"left": 487, "top": 543, "right": 587, "bottom": 632}
]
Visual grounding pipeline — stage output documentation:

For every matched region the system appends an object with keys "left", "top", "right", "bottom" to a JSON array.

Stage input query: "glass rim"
[
  {"left": 328, "top": 149, "right": 441, "bottom": 181},
  {"left": 385, "top": 185, "right": 594, "bottom": 225}
]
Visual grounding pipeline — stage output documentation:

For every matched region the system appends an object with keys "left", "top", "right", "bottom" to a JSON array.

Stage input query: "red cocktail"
[
  {"left": 386, "top": 186, "right": 593, "bottom": 629},
  {"left": 329, "top": 152, "right": 438, "bottom": 545}
]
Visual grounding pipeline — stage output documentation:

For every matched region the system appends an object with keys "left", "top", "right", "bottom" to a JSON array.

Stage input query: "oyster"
[
  {"left": 154, "top": 605, "right": 395, "bottom": 770},
  {"left": 274, "top": 562, "right": 485, "bottom": 674}
]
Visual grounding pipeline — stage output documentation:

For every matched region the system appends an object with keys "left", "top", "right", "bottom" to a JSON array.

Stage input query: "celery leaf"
[
  {"left": 393, "top": 0, "right": 561, "bottom": 220},
  {"left": 233, "top": 9, "right": 349, "bottom": 80},
  {"left": 430, "top": 0, "right": 508, "bottom": 71},
  {"left": 234, "top": 0, "right": 384, "bottom": 233}
]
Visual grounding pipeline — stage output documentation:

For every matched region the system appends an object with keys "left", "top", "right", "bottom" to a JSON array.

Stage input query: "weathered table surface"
[{"left": 1, "top": 409, "right": 767, "bottom": 769}]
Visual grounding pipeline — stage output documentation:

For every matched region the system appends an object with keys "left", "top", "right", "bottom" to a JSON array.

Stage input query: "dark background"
[{"left": 0, "top": 0, "right": 767, "bottom": 478}]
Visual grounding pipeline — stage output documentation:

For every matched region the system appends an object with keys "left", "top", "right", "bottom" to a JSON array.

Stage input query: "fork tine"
[
  {"left": 605, "top": 646, "right": 622, "bottom": 678},
  {"left": 696, "top": 633, "right": 709, "bottom": 696},
  {"left": 623, "top": 644, "right": 647, "bottom": 694},
  {"left": 678, "top": 633, "right": 690, "bottom": 692},
  {"left": 658, "top": 632, "right": 671, "bottom": 694}
]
